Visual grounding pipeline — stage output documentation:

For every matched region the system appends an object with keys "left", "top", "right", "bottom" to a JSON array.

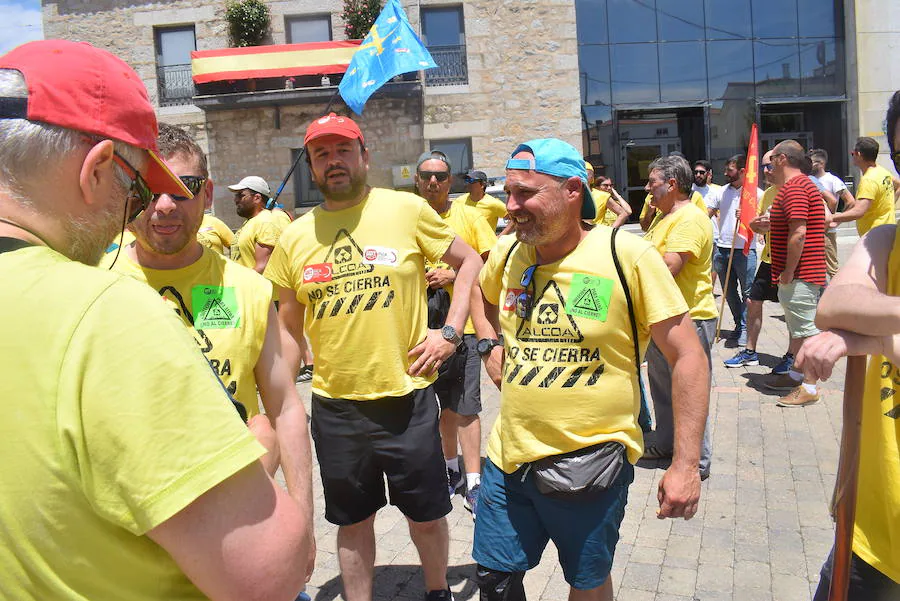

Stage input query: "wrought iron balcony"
[
  {"left": 425, "top": 44, "right": 468, "bottom": 87},
  {"left": 157, "top": 64, "right": 195, "bottom": 107}
]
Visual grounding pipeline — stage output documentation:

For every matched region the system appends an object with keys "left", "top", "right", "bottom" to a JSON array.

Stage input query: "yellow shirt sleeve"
[
  {"left": 857, "top": 173, "right": 881, "bottom": 200},
  {"left": 254, "top": 217, "right": 280, "bottom": 248},
  {"left": 479, "top": 235, "right": 517, "bottom": 305},
  {"left": 629, "top": 244, "right": 690, "bottom": 332},
  {"left": 216, "top": 217, "right": 235, "bottom": 248},
  {"left": 59, "top": 277, "right": 265, "bottom": 535},
  {"left": 470, "top": 213, "right": 498, "bottom": 255},
  {"left": 416, "top": 202, "right": 457, "bottom": 264},
  {"left": 263, "top": 240, "right": 297, "bottom": 296},
  {"left": 661, "top": 216, "right": 705, "bottom": 259}
]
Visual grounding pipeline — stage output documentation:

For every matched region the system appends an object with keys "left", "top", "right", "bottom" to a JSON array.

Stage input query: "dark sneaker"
[
  {"left": 295, "top": 365, "right": 313, "bottom": 383},
  {"left": 464, "top": 483, "right": 480, "bottom": 519},
  {"left": 763, "top": 373, "right": 802, "bottom": 391},
  {"left": 724, "top": 348, "right": 759, "bottom": 368},
  {"left": 771, "top": 353, "right": 795, "bottom": 375},
  {"left": 447, "top": 468, "right": 462, "bottom": 499},
  {"left": 425, "top": 590, "right": 453, "bottom": 601}
]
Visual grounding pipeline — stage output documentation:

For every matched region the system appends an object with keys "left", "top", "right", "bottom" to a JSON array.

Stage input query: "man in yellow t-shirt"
[
  {"left": 416, "top": 150, "right": 497, "bottom": 518},
  {"left": 265, "top": 113, "right": 483, "bottom": 601},
  {"left": 228, "top": 176, "right": 284, "bottom": 273},
  {"left": 0, "top": 40, "right": 309, "bottom": 601},
  {"left": 469, "top": 138, "right": 709, "bottom": 600},
  {"left": 643, "top": 156, "right": 716, "bottom": 478},
  {"left": 197, "top": 212, "right": 234, "bottom": 254},
  {"left": 832, "top": 137, "right": 897, "bottom": 236},
  {"left": 104, "top": 123, "right": 315, "bottom": 576},
  {"left": 796, "top": 222, "right": 900, "bottom": 599},
  {"left": 454, "top": 169, "right": 508, "bottom": 230}
]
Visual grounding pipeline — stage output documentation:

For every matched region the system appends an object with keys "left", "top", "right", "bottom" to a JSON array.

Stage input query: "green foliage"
[
  {"left": 341, "top": 0, "right": 382, "bottom": 40},
  {"left": 225, "top": 0, "right": 271, "bottom": 47}
]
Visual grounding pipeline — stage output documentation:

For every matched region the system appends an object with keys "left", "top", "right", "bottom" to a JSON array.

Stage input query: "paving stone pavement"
[{"left": 288, "top": 231, "right": 861, "bottom": 601}]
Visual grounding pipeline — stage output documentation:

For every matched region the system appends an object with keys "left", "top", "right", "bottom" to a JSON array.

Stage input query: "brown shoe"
[
  {"left": 763, "top": 373, "right": 801, "bottom": 391},
  {"left": 776, "top": 385, "right": 820, "bottom": 407}
]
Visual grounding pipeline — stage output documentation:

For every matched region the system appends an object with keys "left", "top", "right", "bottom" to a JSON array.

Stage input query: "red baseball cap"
[
  {"left": 0, "top": 40, "right": 191, "bottom": 198},
  {"left": 304, "top": 112, "right": 365, "bottom": 146}
]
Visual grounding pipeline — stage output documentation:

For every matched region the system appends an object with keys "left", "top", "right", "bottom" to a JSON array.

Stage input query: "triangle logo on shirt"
[
  {"left": 324, "top": 229, "right": 374, "bottom": 280},
  {"left": 515, "top": 279, "right": 584, "bottom": 343}
]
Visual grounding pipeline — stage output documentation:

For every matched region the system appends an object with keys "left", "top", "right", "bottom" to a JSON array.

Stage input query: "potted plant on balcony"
[
  {"left": 341, "top": 0, "right": 381, "bottom": 40},
  {"left": 225, "top": 0, "right": 271, "bottom": 47}
]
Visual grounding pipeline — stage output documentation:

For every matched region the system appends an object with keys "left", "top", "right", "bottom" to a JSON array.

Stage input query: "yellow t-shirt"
[
  {"left": 758, "top": 186, "right": 778, "bottom": 264},
  {"left": 0, "top": 246, "right": 264, "bottom": 601},
  {"left": 641, "top": 191, "right": 705, "bottom": 229},
  {"left": 109, "top": 247, "right": 273, "bottom": 417},
  {"left": 853, "top": 225, "right": 900, "bottom": 581},
  {"left": 264, "top": 188, "right": 457, "bottom": 400},
  {"left": 232, "top": 209, "right": 282, "bottom": 269},
  {"left": 105, "top": 229, "right": 136, "bottom": 254},
  {"left": 453, "top": 192, "right": 508, "bottom": 230},
  {"left": 197, "top": 213, "right": 235, "bottom": 255},
  {"left": 272, "top": 208, "right": 293, "bottom": 230},
  {"left": 856, "top": 164, "right": 897, "bottom": 235},
  {"left": 590, "top": 188, "right": 611, "bottom": 225},
  {"left": 644, "top": 203, "right": 717, "bottom": 321},
  {"left": 480, "top": 228, "right": 688, "bottom": 473},
  {"left": 427, "top": 201, "right": 497, "bottom": 335}
]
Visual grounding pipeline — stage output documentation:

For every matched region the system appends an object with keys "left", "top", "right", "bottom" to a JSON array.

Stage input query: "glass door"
[{"left": 621, "top": 138, "right": 681, "bottom": 217}]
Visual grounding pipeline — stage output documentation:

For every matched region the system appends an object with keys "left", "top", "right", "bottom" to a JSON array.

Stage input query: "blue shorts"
[{"left": 472, "top": 456, "right": 634, "bottom": 590}]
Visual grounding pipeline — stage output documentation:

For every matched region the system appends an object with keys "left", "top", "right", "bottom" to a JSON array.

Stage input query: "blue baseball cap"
[{"left": 506, "top": 138, "right": 595, "bottom": 220}]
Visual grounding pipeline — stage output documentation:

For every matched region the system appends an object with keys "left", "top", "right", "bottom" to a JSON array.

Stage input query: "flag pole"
[
  {"left": 270, "top": 87, "right": 343, "bottom": 205},
  {"left": 714, "top": 216, "right": 743, "bottom": 342}
]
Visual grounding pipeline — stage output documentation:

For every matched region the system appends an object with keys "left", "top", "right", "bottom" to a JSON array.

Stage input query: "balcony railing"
[
  {"left": 425, "top": 44, "right": 468, "bottom": 87},
  {"left": 157, "top": 64, "right": 195, "bottom": 107}
]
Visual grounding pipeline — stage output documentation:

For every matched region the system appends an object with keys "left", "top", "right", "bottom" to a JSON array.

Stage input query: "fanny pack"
[{"left": 528, "top": 440, "right": 626, "bottom": 499}]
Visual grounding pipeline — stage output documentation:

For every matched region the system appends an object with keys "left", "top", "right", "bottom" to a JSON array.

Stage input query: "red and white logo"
[
  {"left": 302, "top": 263, "right": 333, "bottom": 283},
  {"left": 503, "top": 288, "right": 524, "bottom": 311},
  {"left": 362, "top": 246, "right": 399, "bottom": 266}
]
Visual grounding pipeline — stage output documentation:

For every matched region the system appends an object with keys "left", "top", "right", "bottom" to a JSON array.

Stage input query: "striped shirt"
[{"left": 769, "top": 174, "right": 826, "bottom": 286}]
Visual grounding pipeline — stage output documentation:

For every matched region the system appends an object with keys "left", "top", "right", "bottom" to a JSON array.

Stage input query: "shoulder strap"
[
  {"left": 0, "top": 237, "right": 34, "bottom": 255},
  {"left": 610, "top": 228, "right": 647, "bottom": 407},
  {"left": 500, "top": 239, "right": 521, "bottom": 273}
]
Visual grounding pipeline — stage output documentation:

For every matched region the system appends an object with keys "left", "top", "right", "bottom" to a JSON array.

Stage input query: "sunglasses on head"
[
  {"left": 418, "top": 170, "right": 450, "bottom": 182},
  {"left": 515, "top": 264, "right": 538, "bottom": 320}
]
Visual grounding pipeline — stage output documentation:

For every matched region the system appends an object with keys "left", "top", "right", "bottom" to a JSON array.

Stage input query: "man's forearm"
[
  {"left": 818, "top": 285, "right": 900, "bottom": 335},
  {"left": 670, "top": 347, "right": 709, "bottom": 470},
  {"left": 273, "top": 400, "right": 314, "bottom": 520},
  {"left": 444, "top": 253, "right": 483, "bottom": 332}
]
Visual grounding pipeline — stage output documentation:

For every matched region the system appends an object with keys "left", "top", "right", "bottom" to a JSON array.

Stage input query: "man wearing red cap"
[
  {"left": 0, "top": 40, "right": 309, "bottom": 601},
  {"left": 266, "top": 112, "right": 483, "bottom": 601}
]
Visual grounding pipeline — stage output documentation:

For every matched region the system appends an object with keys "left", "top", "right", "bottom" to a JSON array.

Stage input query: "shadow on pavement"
[{"left": 313, "top": 563, "right": 479, "bottom": 601}]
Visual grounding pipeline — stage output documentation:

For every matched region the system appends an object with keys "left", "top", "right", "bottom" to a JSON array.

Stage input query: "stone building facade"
[{"left": 42, "top": 0, "right": 582, "bottom": 227}]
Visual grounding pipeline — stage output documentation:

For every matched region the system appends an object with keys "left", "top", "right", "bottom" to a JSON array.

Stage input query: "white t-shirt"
[
  {"left": 815, "top": 171, "right": 846, "bottom": 233},
  {"left": 708, "top": 183, "right": 763, "bottom": 249},
  {"left": 695, "top": 183, "right": 722, "bottom": 241}
]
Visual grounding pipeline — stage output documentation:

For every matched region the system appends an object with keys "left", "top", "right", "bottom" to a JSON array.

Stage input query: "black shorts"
[
  {"left": 748, "top": 261, "right": 778, "bottom": 302},
  {"left": 813, "top": 549, "right": 900, "bottom": 601},
  {"left": 310, "top": 386, "right": 452, "bottom": 525},
  {"left": 433, "top": 334, "right": 482, "bottom": 416}
]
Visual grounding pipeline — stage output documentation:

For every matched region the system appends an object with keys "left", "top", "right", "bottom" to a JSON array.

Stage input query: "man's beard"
[
  {"left": 236, "top": 202, "right": 254, "bottom": 218},
  {"left": 513, "top": 198, "right": 568, "bottom": 247},
  {"left": 314, "top": 168, "right": 367, "bottom": 203},
  {"left": 67, "top": 188, "right": 129, "bottom": 266}
]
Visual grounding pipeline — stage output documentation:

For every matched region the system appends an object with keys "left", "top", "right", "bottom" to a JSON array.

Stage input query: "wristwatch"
[
  {"left": 440, "top": 324, "right": 463, "bottom": 347},
  {"left": 476, "top": 335, "right": 504, "bottom": 357}
]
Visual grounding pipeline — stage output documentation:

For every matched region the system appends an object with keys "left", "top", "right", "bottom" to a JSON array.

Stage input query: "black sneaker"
[
  {"left": 447, "top": 468, "right": 462, "bottom": 499},
  {"left": 425, "top": 590, "right": 453, "bottom": 601},
  {"left": 295, "top": 365, "right": 313, "bottom": 383}
]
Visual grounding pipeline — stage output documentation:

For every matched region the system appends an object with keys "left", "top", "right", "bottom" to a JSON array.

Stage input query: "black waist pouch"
[{"left": 529, "top": 441, "right": 626, "bottom": 500}]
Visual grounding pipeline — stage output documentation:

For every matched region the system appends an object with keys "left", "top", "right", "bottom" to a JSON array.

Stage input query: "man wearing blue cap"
[{"left": 469, "top": 138, "right": 710, "bottom": 600}]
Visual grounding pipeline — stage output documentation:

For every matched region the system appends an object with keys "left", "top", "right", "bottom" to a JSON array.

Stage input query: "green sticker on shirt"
[
  {"left": 193, "top": 286, "right": 240, "bottom": 329},
  {"left": 566, "top": 274, "right": 613, "bottom": 322}
]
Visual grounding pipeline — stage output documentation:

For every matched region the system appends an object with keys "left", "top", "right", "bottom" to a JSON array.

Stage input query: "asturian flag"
[{"left": 338, "top": 0, "right": 437, "bottom": 114}]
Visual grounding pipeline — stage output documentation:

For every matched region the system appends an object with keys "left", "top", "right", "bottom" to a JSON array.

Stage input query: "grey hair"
[
  {"left": 0, "top": 69, "right": 144, "bottom": 205},
  {"left": 649, "top": 155, "right": 693, "bottom": 196}
]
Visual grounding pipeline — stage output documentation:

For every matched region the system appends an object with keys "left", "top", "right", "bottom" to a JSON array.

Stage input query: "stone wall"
[{"left": 205, "top": 96, "right": 424, "bottom": 228}]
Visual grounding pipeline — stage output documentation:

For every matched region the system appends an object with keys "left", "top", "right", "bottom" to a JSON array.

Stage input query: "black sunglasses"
[
  {"left": 515, "top": 264, "right": 538, "bottom": 320},
  {"left": 418, "top": 170, "right": 450, "bottom": 182},
  {"left": 693, "top": 169, "right": 707, "bottom": 175},
  {"left": 154, "top": 175, "right": 207, "bottom": 202},
  {"left": 112, "top": 152, "right": 153, "bottom": 223}
]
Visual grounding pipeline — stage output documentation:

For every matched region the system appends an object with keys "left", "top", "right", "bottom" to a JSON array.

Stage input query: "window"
[
  {"left": 429, "top": 138, "right": 472, "bottom": 194},
  {"left": 286, "top": 15, "right": 332, "bottom": 44},
  {"left": 421, "top": 6, "right": 467, "bottom": 86},
  {"left": 292, "top": 149, "right": 325, "bottom": 208},
  {"left": 155, "top": 26, "right": 196, "bottom": 107}
]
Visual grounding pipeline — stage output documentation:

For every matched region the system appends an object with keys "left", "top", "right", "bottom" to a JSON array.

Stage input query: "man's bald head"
[{"left": 772, "top": 140, "right": 805, "bottom": 169}]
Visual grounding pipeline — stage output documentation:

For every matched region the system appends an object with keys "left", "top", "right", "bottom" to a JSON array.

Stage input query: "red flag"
[{"left": 738, "top": 123, "right": 759, "bottom": 256}]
